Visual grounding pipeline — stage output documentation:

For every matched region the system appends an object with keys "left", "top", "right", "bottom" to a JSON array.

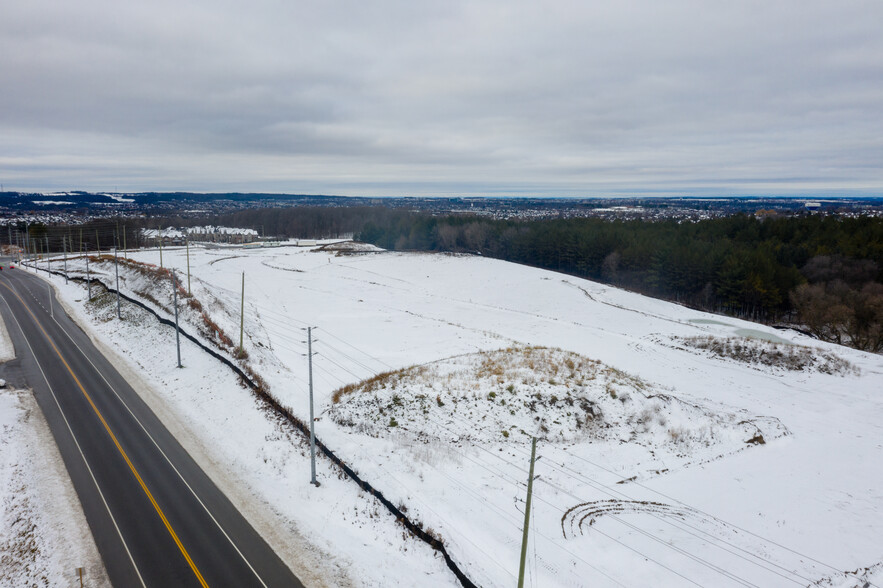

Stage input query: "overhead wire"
[
  {"left": 378, "top": 442, "right": 626, "bottom": 586},
  {"left": 527, "top": 445, "right": 811, "bottom": 585},
  {"left": 544, "top": 445, "right": 857, "bottom": 583},
  {"left": 54, "top": 244, "right": 863, "bottom": 588},
  {"left": 418, "top": 394, "right": 817, "bottom": 585},
  {"left": 374, "top": 464, "right": 519, "bottom": 584},
  {"left": 420, "top": 412, "right": 771, "bottom": 587},
  {"left": 418, "top": 415, "right": 720, "bottom": 585}
]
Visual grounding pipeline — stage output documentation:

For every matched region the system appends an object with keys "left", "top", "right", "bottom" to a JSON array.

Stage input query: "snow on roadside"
[
  {"left": 0, "top": 313, "right": 13, "bottom": 363},
  {"left": 43, "top": 270, "right": 458, "bottom": 587},
  {"left": 0, "top": 386, "right": 109, "bottom": 587}
]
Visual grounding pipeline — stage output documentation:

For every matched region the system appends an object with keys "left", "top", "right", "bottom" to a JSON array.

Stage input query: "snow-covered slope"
[{"left": 42, "top": 244, "right": 883, "bottom": 587}]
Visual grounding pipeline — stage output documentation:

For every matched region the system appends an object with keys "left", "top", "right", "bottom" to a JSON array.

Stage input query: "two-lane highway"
[{"left": 0, "top": 263, "right": 303, "bottom": 587}]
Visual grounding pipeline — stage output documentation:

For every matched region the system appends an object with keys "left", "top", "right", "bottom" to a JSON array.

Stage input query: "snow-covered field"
[{"left": 31, "top": 243, "right": 883, "bottom": 587}]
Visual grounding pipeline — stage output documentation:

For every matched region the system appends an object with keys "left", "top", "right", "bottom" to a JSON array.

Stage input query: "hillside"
[{"left": 40, "top": 242, "right": 883, "bottom": 587}]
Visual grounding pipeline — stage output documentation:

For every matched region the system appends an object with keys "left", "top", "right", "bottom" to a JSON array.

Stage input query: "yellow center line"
[{"left": 1, "top": 280, "right": 209, "bottom": 588}]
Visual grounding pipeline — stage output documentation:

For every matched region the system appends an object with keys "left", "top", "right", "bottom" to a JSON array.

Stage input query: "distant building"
[
  {"left": 141, "top": 227, "right": 185, "bottom": 245},
  {"left": 186, "top": 226, "right": 258, "bottom": 244},
  {"left": 805, "top": 202, "right": 822, "bottom": 211},
  {"left": 141, "top": 226, "right": 259, "bottom": 246}
]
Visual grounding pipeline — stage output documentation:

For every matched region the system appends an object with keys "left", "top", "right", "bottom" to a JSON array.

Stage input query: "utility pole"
[
  {"left": 114, "top": 237, "right": 121, "bottom": 319},
  {"left": 174, "top": 272, "right": 182, "bottom": 368},
  {"left": 86, "top": 245, "right": 92, "bottom": 301},
  {"left": 517, "top": 437, "right": 537, "bottom": 588},
  {"left": 63, "top": 236, "right": 68, "bottom": 284},
  {"left": 307, "top": 326, "right": 318, "bottom": 487},
  {"left": 186, "top": 238, "right": 191, "bottom": 295},
  {"left": 159, "top": 232, "right": 163, "bottom": 268},
  {"left": 239, "top": 271, "right": 245, "bottom": 354}
]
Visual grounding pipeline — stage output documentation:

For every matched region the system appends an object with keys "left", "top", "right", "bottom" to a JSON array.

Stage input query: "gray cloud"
[{"left": 1, "top": 0, "right": 881, "bottom": 195}]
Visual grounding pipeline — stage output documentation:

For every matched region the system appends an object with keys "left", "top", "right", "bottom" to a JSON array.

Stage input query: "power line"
[
  {"left": 420, "top": 413, "right": 772, "bottom": 588},
  {"left": 419, "top": 397, "right": 816, "bottom": 586},
  {"left": 545, "top": 446, "right": 856, "bottom": 582},
  {"left": 528, "top": 446, "right": 811, "bottom": 584},
  {"left": 418, "top": 454, "right": 628, "bottom": 587}
]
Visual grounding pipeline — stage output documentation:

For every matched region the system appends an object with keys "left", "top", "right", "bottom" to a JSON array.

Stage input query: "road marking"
[
  {"left": 0, "top": 279, "right": 210, "bottom": 588},
  {"left": 23, "top": 272, "right": 271, "bottom": 587},
  {"left": 0, "top": 283, "right": 147, "bottom": 588}
]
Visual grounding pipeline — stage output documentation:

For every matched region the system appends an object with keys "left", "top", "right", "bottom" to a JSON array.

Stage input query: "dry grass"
[{"left": 675, "top": 336, "right": 856, "bottom": 374}]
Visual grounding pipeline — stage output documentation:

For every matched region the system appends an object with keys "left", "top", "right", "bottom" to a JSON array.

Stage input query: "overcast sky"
[{"left": 1, "top": 0, "right": 881, "bottom": 196}]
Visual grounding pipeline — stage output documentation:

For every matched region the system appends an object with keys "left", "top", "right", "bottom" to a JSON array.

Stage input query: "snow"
[
  {"left": 0, "top": 316, "right": 13, "bottom": 363},
  {"left": 101, "top": 194, "right": 135, "bottom": 203},
  {"left": 187, "top": 225, "right": 258, "bottom": 236},
  {"left": 0, "top": 331, "right": 109, "bottom": 585},
  {"left": 31, "top": 244, "right": 883, "bottom": 587}
]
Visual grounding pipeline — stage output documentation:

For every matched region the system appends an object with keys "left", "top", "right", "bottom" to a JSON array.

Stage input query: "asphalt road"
[{"left": 0, "top": 261, "right": 304, "bottom": 587}]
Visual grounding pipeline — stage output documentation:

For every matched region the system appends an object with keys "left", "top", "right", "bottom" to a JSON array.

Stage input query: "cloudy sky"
[{"left": 2, "top": 0, "right": 881, "bottom": 196}]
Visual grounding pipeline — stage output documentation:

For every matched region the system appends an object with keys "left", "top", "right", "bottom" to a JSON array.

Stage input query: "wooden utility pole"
[
  {"left": 114, "top": 236, "right": 121, "bottom": 319},
  {"left": 186, "top": 238, "right": 191, "bottom": 295},
  {"left": 307, "top": 326, "right": 318, "bottom": 487},
  {"left": 239, "top": 271, "right": 245, "bottom": 353},
  {"left": 517, "top": 437, "right": 537, "bottom": 588},
  {"left": 159, "top": 232, "right": 163, "bottom": 268},
  {"left": 174, "top": 272, "right": 182, "bottom": 368},
  {"left": 86, "top": 244, "right": 92, "bottom": 301},
  {"left": 63, "top": 236, "right": 68, "bottom": 283}
]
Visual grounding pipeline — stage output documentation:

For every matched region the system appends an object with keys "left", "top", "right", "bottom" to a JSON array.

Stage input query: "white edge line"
[
  {"left": 0, "top": 277, "right": 147, "bottom": 588},
  {"left": 28, "top": 271, "right": 270, "bottom": 588}
]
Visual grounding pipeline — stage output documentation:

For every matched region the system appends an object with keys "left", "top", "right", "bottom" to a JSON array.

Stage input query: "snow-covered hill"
[{"left": 42, "top": 243, "right": 883, "bottom": 587}]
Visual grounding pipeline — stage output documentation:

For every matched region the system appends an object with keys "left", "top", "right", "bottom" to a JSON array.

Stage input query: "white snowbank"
[{"left": 0, "top": 388, "right": 109, "bottom": 587}]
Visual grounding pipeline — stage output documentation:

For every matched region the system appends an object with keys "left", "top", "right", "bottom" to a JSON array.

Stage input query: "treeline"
[
  {"left": 157, "top": 206, "right": 394, "bottom": 240},
  {"left": 19, "top": 206, "right": 881, "bottom": 352},
  {"left": 355, "top": 213, "right": 883, "bottom": 352}
]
